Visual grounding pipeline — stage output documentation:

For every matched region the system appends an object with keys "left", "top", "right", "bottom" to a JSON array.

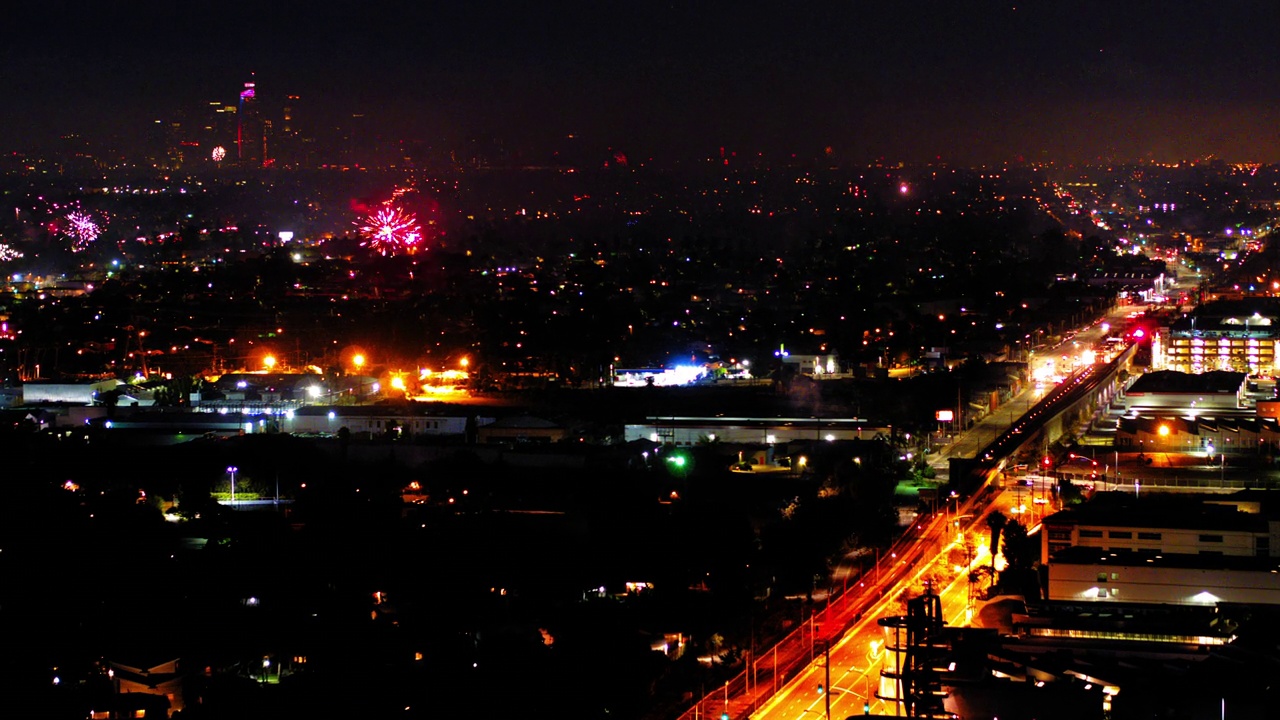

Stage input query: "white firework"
[{"left": 66, "top": 211, "right": 102, "bottom": 252}]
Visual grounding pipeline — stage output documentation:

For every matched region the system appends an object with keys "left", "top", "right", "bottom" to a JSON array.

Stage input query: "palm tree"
[{"left": 985, "top": 511, "right": 1008, "bottom": 571}]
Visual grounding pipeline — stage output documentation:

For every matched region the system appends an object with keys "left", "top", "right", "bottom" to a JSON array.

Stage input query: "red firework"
[{"left": 357, "top": 204, "right": 422, "bottom": 256}]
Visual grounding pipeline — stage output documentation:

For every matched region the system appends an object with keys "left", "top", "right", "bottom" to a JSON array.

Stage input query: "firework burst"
[
  {"left": 65, "top": 211, "right": 102, "bottom": 252},
  {"left": 0, "top": 243, "right": 22, "bottom": 261},
  {"left": 357, "top": 204, "right": 422, "bottom": 256}
]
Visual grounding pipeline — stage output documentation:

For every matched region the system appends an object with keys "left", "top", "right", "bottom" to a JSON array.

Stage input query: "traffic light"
[
  {"left": 864, "top": 700, "right": 872, "bottom": 714},
  {"left": 817, "top": 683, "right": 825, "bottom": 695},
  {"left": 1042, "top": 456, "right": 1052, "bottom": 468},
  {"left": 721, "top": 714, "right": 729, "bottom": 720}
]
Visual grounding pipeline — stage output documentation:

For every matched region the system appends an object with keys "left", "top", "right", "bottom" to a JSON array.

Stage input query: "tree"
[
  {"left": 1000, "top": 519, "right": 1035, "bottom": 574},
  {"left": 968, "top": 565, "right": 996, "bottom": 598},
  {"left": 985, "top": 511, "right": 1008, "bottom": 561},
  {"left": 1057, "top": 478, "right": 1085, "bottom": 506}
]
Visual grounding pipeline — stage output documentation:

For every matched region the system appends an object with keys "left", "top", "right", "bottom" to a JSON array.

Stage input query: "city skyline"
[
  {"left": 5, "top": 1, "right": 1280, "bottom": 164},
  {"left": 6, "top": 6, "right": 1280, "bottom": 719}
]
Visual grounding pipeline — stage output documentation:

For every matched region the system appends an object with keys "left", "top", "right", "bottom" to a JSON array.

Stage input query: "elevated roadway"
[
  {"left": 679, "top": 341, "right": 1143, "bottom": 720},
  {"left": 951, "top": 342, "right": 1138, "bottom": 493}
]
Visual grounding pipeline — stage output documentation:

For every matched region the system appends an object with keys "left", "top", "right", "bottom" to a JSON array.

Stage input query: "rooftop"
[
  {"left": 1126, "top": 370, "right": 1247, "bottom": 395},
  {"left": 1044, "top": 493, "right": 1277, "bottom": 532},
  {"left": 1169, "top": 298, "right": 1280, "bottom": 335}
]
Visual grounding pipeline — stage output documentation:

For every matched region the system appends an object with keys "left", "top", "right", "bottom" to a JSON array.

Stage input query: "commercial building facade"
[
  {"left": 1041, "top": 496, "right": 1280, "bottom": 607},
  {"left": 1160, "top": 300, "right": 1280, "bottom": 375}
]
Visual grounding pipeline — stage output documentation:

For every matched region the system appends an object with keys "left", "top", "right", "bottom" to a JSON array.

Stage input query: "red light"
[
  {"left": 1132, "top": 328, "right": 1145, "bottom": 339},
  {"left": 1042, "top": 456, "right": 1052, "bottom": 466}
]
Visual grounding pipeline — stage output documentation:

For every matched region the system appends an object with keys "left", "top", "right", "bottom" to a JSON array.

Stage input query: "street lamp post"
[
  {"left": 966, "top": 540, "right": 975, "bottom": 615},
  {"left": 822, "top": 640, "right": 831, "bottom": 720},
  {"left": 227, "top": 466, "right": 238, "bottom": 506}
]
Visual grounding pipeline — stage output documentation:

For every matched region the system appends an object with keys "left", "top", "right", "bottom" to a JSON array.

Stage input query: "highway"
[
  {"left": 684, "top": 299, "right": 1198, "bottom": 720},
  {"left": 737, "top": 251, "right": 1211, "bottom": 719},
  {"left": 746, "top": 340, "right": 1132, "bottom": 718},
  {"left": 749, "top": 493, "right": 1004, "bottom": 720}
]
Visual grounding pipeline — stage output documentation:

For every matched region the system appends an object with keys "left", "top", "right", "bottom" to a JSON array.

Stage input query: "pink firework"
[
  {"left": 66, "top": 211, "right": 101, "bottom": 252},
  {"left": 357, "top": 205, "right": 422, "bottom": 256}
]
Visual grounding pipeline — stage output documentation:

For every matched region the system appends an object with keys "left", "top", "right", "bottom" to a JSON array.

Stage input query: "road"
[
  {"left": 929, "top": 299, "right": 1140, "bottom": 468},
  {"left": 750, "top": 497, "right": 1005, "bottom": 719},
  {"left": 703, "top": 288, "right": 1215, "bottom": 720},
  {"left": 748, "top": 323, "right": 1138, "bottom": 718}
]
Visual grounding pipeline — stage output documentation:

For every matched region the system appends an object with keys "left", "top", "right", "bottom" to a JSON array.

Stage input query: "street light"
[
  {"left": 818, "top": 640, "right": 832, "bottom": 720},
  {"left": 227, "top": 466, "right": 238, "bottom": 506}
]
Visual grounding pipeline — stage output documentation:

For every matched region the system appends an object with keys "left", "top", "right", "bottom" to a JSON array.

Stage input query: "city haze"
[{"left": 5, "top": 1, "right": 1280, "bottom": 164}]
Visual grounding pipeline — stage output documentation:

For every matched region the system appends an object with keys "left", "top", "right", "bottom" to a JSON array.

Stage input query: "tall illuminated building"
[
  {"left": 207, "top": 101, "right": 237, "bottom": 149},
  {"left": 276, "top": 94, "right": 303, "bottom": 168},
  {"left": 237, "top": 80, "right": 266, "bottom": 167},
  {"left": 282, "top": 95, "right": 299, "bottom": 136}
]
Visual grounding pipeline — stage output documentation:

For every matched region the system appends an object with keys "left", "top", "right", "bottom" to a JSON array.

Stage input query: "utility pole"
[{"left": 824, "top": 640, "right": 831, "bottom": 720}]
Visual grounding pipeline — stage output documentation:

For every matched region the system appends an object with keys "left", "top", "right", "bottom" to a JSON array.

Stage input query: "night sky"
[{"left": 5, "top": 1, "right": 1280, "bottom": 163}]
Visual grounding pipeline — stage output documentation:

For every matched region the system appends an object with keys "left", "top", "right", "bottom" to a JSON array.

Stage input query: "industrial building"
[
  {"left": 1122, "top": 370, "right": 1247, "bottom": 414},
  {"left": 622, "top": 416, "right": 890, "bottom": 446},
  {"left": 1041, "top": 493, "right": 1280, "bottom": 607},
  {"left": 281, "top": 405, "right": 483, "bottom": 439},
  {"left": 1113, "top": 414, "right": 1280, "bottom": 454}
]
